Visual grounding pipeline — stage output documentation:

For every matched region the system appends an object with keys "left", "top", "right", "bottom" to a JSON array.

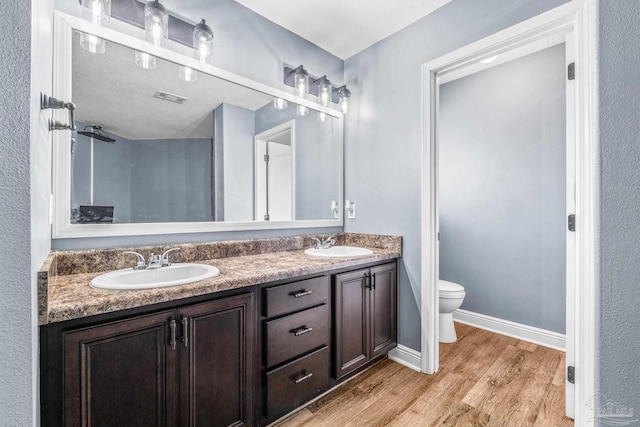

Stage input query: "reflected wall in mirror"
[{"left": 69, "top": 31, "right": 340, "bottom": 226}]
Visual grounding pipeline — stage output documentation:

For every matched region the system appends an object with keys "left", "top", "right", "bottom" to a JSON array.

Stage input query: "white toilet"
[{"left": 439, "top": 280, "right": 466, "bottom": 343}]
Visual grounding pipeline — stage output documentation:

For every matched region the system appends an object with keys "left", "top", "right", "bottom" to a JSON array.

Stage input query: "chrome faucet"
[
  {"left": 312, "top": 236, "right": 336, "bottom": 249},
  {"left": 123, "top": 248, "right": 180, "bottom": 270},
  {"left": 123, "top": 251, "right": 147, "bottom": 270},
  {"left": 161, "top": 248, "right": 180, "bottom": 267}
]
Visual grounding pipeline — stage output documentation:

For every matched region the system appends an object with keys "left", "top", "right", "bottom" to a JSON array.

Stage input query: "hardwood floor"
[{"left": 274, "top": 323, "right": 573, "bottom": 427}]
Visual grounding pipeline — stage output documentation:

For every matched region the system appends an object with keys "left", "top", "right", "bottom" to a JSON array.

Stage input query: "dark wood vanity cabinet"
[
  {"left": 334, "top": 262, "right": 397, "bottom": 379},
  {"left": 55, "top": 292, "right": 254, "bottom": 427},
  {"left": 258, "top": 276, "right": 331, "bottom": 424}
]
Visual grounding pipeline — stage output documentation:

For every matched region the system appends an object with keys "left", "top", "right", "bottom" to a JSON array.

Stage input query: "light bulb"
[
  {"left": 193, "top": 19, "right": 214, "bottom": 64},
  {"left": 179, "top": 66, "right": 198, "bottom": 82},
  {"left": 79, "top": 32, "right": 105, "bottom": 54},
  {"left": 317, "top": 78, "right": 332, "bottom": 107},
  {"left": 135, "top": 51, "right": 156, "bottom": 69},
  {"left": 294, "top": 68, "right": 309, "bottom": 98},
  {"left": 144, "top": 1, "right": 168, "bottom": 48},
  {"left": 81, "top": 0, "right": 110, "bottom": 26},
  {"left": 296, "top": 105, "right": 309, "bottom": 116},
  {"left": 338, "top": 87, "right": 351, "bottom": 114},
  {"left": 273, "top": 98, "right": 288, "bottom": 110}
]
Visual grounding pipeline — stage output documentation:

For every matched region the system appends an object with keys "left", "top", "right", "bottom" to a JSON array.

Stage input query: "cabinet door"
[
  {"left": 370, "top": 263, "right": 397, "bottom": 358},
  {"left": 334, "top": 269, "right": 370, "bottom": 379},
  {"left": 178, "top": 293, "right": 254, "bottom": 427},
  {"left": 64, "top": 310, "right": 177, "bottom": 427}
]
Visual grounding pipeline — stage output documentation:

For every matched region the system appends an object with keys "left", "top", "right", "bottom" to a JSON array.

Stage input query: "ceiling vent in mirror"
[{"left": 153, "top": 90, "right": 187, "bottom": 104}]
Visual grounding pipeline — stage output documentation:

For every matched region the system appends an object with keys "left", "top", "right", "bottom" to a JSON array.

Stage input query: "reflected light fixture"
[
  {"left": 144, "top": 0, "right": 168, "bottom": 47},
  {"left": 338, "top": 87, "right": 351, "bottom": 114},
  {"left": 318, "top": 112, "right": 326, "bottom": 122},
  {"left": 193, "top": 19, "right": 214, "bottom": 64},
  {"left": 296, "top": 105, "right": 309, "bottom": 116},
  {"left": 134, "top": 51, "right": 156, "bottom": 69},
  {"left": 273, "top": 98, "right": 288, "bottom": 110},
  {"left": 79, "top": 0, "right": 111, "bottom": 54},
  {"left": 316, "top": 77, "right": 332, "bottom": 107},
  {"left": 179, "top": 66, "right": 198, "bottom": 82}
]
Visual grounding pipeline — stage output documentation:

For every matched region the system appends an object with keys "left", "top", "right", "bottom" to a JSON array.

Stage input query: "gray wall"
[
  {"left": 52, "top": 0, "right": 344, "bottom": 250},
  {"left": 598, "top": 0, "right": 640, "bottom": 417},
  {"left": 217, "top": 103, "right": 256, "bottom": 221},
  {"left": 439, "top": 44, "right": 566, "bottom": 334},
  {"left": 130, "top": 138, "right": 213, "bottom": 223},
  {"left": 73, "top": 129, "right": 213, "bottom": 223},
  {"left": 0, "top": 0, "right": 53, "bottom": 425},
  {"left": 343, "top": 0, "right": 569, "bottom": 351},
  {"left": 73, "top": 127, "right": 132, "bottom": 222},
  {"left": 255, "top": 103, "right": 339, "bottom": 220}
]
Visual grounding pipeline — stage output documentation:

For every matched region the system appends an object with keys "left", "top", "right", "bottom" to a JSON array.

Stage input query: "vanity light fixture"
[
  {"left": 296, "top": 105, "right": 309, "bottom": 116},
  {"left": 134, "top": 51, "right": 156, "bottom": 69},
  {"left": 338, "top": 86, "right": 351, "bottom": 114},
  {"left": 292, "top": 67, "right": 309, "bottom": 98},
  {"left": 318, "top": 112, "right": 326, "bottom": 122},
  {"left": 315, "top": 76, "right": 332, "bottom": 107},
  {"left": 179, "top": 66, "right": 198, "bottom": 82},
  {"left": 144, "top": 0, "right": 168, "bottom": 48},
  {"left": 193, "top": 19, "right": 214, "bottom": 64},
  {"left": 273, "top": 98, "right": 288, "bottom": 110},
  {"left": 283, "top": 64, "right": 352, "bottom": 113},
  {"left": 79, "top": 0, "right": 111, "bottom": 54}
]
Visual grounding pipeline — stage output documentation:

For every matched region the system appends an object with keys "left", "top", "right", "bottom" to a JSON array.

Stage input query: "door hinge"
[
  {"left": 264, "top": 154, "right": 269, "bottom": 162},
  {"left": 568, "top": 62, "right": 575, "bottom": 80},
  {"left": 567, "top": 366, "right": 575, "bottom": 384},
  {"left": 568, "top": 214, "right": 576, "bottom": 232}
]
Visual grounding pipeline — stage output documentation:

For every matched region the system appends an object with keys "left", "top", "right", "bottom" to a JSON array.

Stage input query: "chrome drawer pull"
[
  {"left": 291, "top": 326, "right": 313, "bottom": 336},
  {"left": 293, "top": 371, "right": 314, "bottom": 384},
  {"left": 292, "top": 290, "right": 313, "bottom": 298},
  {"left": 169, "top": 320, "right": 177, "bottom": 351}
]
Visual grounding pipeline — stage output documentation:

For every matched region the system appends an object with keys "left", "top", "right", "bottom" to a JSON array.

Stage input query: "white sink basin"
[
  {"left": 304, "top": 246, "right": 374, "bottom": 258},
  {"left": 90, "top": 263, "right": 220, "bottom": 290}
]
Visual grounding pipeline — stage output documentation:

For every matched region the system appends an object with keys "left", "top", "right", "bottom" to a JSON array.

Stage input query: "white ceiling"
[
  {"left": 233, "top": 0, "right": 453, "bottom": 59},
  {"left": 73, "top": 33, "right": 272, "bottom": 140}
]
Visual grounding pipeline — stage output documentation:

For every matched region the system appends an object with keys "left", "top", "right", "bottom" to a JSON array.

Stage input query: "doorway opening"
[
  {"left": 254, "top": 120, "right": 296, "bottom": 221},
  {"left": 420, "top": 2, "right": 597, "bottom": 424}
]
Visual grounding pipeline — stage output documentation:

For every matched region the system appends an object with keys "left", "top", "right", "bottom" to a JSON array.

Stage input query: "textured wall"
[
  {"left": 0, "top": 1, "right": 41, "bottom": 425},
  {"left": 343, "top": 0, "right": 569, "bottom": 351},
  {"left": 597, "top": 0, "right": 640, "bottom": 417},
  {"left": 52, "top": 0, "right": 345, "bottom": 250},
  {"left": 439, "top": 44, "right": 566, "bottom": 333}
]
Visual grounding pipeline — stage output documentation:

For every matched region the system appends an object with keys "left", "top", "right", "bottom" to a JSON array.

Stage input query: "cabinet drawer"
[
  {"left": 266, "top": 346, "right": 329, "bottom": 419},
  {"left": 265, "top": 304, "right": 329, "bottom": 367},
  {"left": 263, "top": 276, "right": 329, "bottom": 318}
]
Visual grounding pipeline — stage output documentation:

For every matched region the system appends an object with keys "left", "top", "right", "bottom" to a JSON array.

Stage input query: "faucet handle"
[
  {"left": 123, "top": 251, "right": 146, "bottom": 270},
  {"left": 161, "top": 248, "right": 180, "bottom": 266},
  {"left": 311, "top": 237, "right": 322, "bottom": 249}
]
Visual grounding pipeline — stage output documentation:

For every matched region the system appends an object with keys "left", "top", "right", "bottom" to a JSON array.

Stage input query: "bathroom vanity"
[{"left": 39, "top": 234, "right": 399, "bottom": 426}]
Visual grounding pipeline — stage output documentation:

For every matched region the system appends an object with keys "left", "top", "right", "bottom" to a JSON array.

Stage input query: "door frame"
[
  {"left": 420, "top": 1, "right": 597, "bottom": 424},
  {"left": 254, "top": 120, "right": 296, "bottom": 221}
]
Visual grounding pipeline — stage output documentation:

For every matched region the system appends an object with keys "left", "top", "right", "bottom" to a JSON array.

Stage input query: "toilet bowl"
[{"left": 439, "top": 280, "right": 466, "bottom": 343}]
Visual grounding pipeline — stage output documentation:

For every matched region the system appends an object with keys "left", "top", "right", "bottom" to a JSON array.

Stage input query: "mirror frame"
[{"left": 52, "top": 12, "right": 344, "bottom": 238}]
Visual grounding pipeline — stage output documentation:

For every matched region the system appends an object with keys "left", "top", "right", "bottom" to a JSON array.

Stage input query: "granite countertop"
[{"left": 43, "top": 247, "right": 399, "bottom": 325}]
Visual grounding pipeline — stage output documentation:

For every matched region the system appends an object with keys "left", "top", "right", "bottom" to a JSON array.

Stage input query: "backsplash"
[{"left": 47, "top": 233, "right": 402, "bottom": 277}]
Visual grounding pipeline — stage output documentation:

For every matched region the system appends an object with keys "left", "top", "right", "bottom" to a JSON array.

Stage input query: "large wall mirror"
[{"left": 52, "top": 12, "right": 343, "bottom": 238}]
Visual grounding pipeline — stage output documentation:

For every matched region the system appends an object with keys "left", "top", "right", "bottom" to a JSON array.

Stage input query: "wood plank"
[
  {"left": 276, "top": 325, "right": 573, "bottom": 427},
  {"left": 534, "top": 384, "right": 574, "bottom": 427}
]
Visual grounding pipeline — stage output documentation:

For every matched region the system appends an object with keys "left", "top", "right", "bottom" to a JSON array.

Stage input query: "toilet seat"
[{"left": 439, "top": 280, "right": 465, "bottom": 298}]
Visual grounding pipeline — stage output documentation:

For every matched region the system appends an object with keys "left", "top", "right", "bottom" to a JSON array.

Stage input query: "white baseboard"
[
  {"left": 453, "top": 309, "right": 566, "bottom": 351},
  {"left": 388, "top": 344, "right": 422, "bottom": 372}
]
